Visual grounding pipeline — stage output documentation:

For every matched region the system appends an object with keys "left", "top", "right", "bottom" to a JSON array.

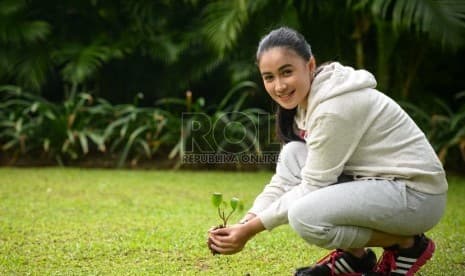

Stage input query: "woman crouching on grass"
[{"left": 207, "top": 26, "right": 448, "bottom": 276}]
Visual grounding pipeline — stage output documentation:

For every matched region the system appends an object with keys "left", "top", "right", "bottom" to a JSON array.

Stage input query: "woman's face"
[{"left": 258, "top": 47, "right": 314, "bottom": 110}]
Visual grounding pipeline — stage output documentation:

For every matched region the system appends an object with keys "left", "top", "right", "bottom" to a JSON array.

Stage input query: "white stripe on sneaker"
[
  {"left": 396, "top": 262, "right": 413, "bottom": 269},
  {"left": 327, "top": 259, "right": 355, "bottom": 275},
  {"left": 397, "top": 256, "right": 417, "bottom": 262},
  {"left": 327, "top": 263, "right": 341, "bottom": 274},
  {"left": 392, "top": 268, "right": 409, "bottom": 274},
  {"left": 338, "top": 258, "right": 355, "bottom": 273},
  {"left": 334, "top": 261, "right": 349, "bottom": 274}
]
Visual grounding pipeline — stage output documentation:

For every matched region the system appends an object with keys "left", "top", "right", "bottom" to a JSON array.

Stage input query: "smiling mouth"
[{"left": 277, "top": 90, "right": 295, "bottom": 99}]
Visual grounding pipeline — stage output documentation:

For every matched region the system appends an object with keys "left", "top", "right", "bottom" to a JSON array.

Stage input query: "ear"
[{"left": 308, "top": 56, "right": 316, "bottom": 74}]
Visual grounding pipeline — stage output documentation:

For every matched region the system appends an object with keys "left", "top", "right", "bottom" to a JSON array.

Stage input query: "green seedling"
[
  {"left": 208, "top": 192, "right": 244, "bottom": 255},
  {"left": 211, "top": 192, "right": 244, "bottom": 227}
]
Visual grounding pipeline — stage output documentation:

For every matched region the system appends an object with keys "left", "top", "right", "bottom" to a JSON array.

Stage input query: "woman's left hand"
[
  {"left": 208, "top": 218, "right": 265, "bottom": 255},
  {"left": 208, "top": 224, "right": 251, "bottom": 255}
]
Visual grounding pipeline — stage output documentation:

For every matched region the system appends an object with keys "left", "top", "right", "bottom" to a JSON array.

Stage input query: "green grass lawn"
[{"left": 1, "top": 168, "right": 464, "bottom": 275}]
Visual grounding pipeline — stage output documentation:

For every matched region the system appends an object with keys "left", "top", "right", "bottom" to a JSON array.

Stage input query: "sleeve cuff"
[{"left": 257, "top": 207, "right": 287, "bottom": 231}]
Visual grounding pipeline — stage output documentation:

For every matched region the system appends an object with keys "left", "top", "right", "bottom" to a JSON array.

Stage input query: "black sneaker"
[
  {"left": 295, "top": 248, "right": 377, "bottom": 276},
  {"left": 375, "top": 234, "right": 435, "bottom": 275}
]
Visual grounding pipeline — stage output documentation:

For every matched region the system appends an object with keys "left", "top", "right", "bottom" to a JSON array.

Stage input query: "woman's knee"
[
  {"left": 288, "top": 202, "right": 333, "bottom": 247},
  {"left": 288, "top": 203, "right": 305, "bottom": 233},
  {"left": 276, "top": 141, "right": 307, "bottom": 180},
  {"left": 280, "top": 141, "right": 307, "bottom": 162}
]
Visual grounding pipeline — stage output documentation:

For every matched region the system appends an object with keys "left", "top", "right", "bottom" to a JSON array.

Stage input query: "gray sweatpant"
[{"left": 281, "top": 142, "right": 447, "bottom": 249}]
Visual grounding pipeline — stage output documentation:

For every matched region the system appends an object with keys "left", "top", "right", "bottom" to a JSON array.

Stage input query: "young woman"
[{"left": 208, "top": 27, "right": 447, "bottom": 276}]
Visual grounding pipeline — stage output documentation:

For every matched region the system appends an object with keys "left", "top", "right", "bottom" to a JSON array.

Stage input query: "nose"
[{"left": 275, "top": 78, "right": 287, "bottom": 93}]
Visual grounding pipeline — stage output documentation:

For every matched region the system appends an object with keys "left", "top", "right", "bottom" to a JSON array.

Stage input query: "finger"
[
  {"left": 209, "top": 234, "right": 232, "bottom": 247},
  {"left": 208, "top": 226, "right": 218, "bottom": 232},
  {"left": 211, "top": 234, "right": 233, "bottom": 244},
  {"left": 209, "top": 242, "right": 232, "bottom": 254},
  {"left": 208, "top": 236, "right": 222, "bottom": 246},
  {"left": 210, "top": 231, "right": 235, "bottom": 242},
  {"left": 210, "top": 242, "right": 241, "bottom": 255},
  {"left": 207, "top": 238, "right": 220, "bottom": 255},
  {"left": 210, "top": 227, "right": 230, "bottom": 235}
]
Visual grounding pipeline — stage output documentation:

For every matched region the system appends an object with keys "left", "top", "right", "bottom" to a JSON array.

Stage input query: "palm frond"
[
  {"left": 15, "top": 47, "right": 51, "bottom": 91},
  {"left": 0, "top": 18, "right": 50, "bottom": 45},
  {"left": 0, "top": 0, "right": 50, "bottom": 45},
  {"left": 0, "top": 45, "right": 51, "bottom": 91},
  {"left": 0, "top": 0, "right": 25, "bottom": 15},
  {"left": 54, "top": 42, "right": 123, "bottom": 85},
  {"left": 372, "top": 0, "right": 465, "bottom": 49},
  {"left": 201, "top": 0, "right": 249, "bottom": 56},
  {"left": 147, "top": 34, "right": 187, "bottom": 63}
]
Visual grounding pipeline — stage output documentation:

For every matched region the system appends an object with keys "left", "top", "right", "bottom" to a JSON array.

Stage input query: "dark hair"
[{"left": 256, "top": 27, "right": 312, "bottom": 144}]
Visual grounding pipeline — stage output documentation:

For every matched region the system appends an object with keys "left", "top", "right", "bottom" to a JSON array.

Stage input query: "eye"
[
  {"left": 263, "top": 75, "right": 274, "bottom": 82},
  {"left": 282, "top": 70, "right": 292, "bottom": 76}
]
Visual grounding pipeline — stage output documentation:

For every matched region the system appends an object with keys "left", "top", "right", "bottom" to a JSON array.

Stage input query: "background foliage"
[{"left": 1, "top": 0, "right": 464, "bottom": 170}]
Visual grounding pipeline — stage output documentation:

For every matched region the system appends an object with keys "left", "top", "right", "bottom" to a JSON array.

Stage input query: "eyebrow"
[{"left": 261, "top": 64, "right": 293, "bottom": 75}]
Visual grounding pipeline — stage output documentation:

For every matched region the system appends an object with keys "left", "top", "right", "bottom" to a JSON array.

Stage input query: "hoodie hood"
[{"left": 295, "top": 62, "right": 377, "bottom": 130}]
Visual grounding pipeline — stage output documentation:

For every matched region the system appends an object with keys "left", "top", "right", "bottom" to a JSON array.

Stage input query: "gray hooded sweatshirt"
[{"left": 252, "top": 62, "right": 448, "bottom": 230}]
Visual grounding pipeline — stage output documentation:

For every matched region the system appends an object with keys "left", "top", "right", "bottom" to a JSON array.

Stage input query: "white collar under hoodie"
[{"left": 254, "top": 62, "right": 448, "bottom": 230}]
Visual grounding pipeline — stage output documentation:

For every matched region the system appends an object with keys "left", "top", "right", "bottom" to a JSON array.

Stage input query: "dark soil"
[{"left": 207, "top": 225, "right": 225, "bottom": 255}]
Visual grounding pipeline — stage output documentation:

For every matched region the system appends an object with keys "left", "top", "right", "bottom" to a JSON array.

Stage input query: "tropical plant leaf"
[
  {"left": 201, "top": 0, "right": 249, "bottom": 55},
  {"left": 217, "top": 81, "right": 257, "bottom": 111},
  {"left": 372, "top": 0, "right": 465, "bottom": 49},
  {"left": 55, "top": 42, "right": 124, "bottom": 86},
  {"left": 135, "top": 139, "right": 151, "bottom": 158},
  {"left": 0, "top": 0, "right": 50, "bottom": 45},
  {"left": 117, "top": 125, "right": 150, "bottom": 168},
  {"left": 78, "top": 132, "right": 89, "bottom": 154}
]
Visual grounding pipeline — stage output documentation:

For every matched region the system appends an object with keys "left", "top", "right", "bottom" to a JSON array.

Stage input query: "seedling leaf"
[
  {"left": 230, "top": 197, "right": 239, "bottom": 211},
  {"left": 211, "top": 192, "right": 223, "bottom": 208}
]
